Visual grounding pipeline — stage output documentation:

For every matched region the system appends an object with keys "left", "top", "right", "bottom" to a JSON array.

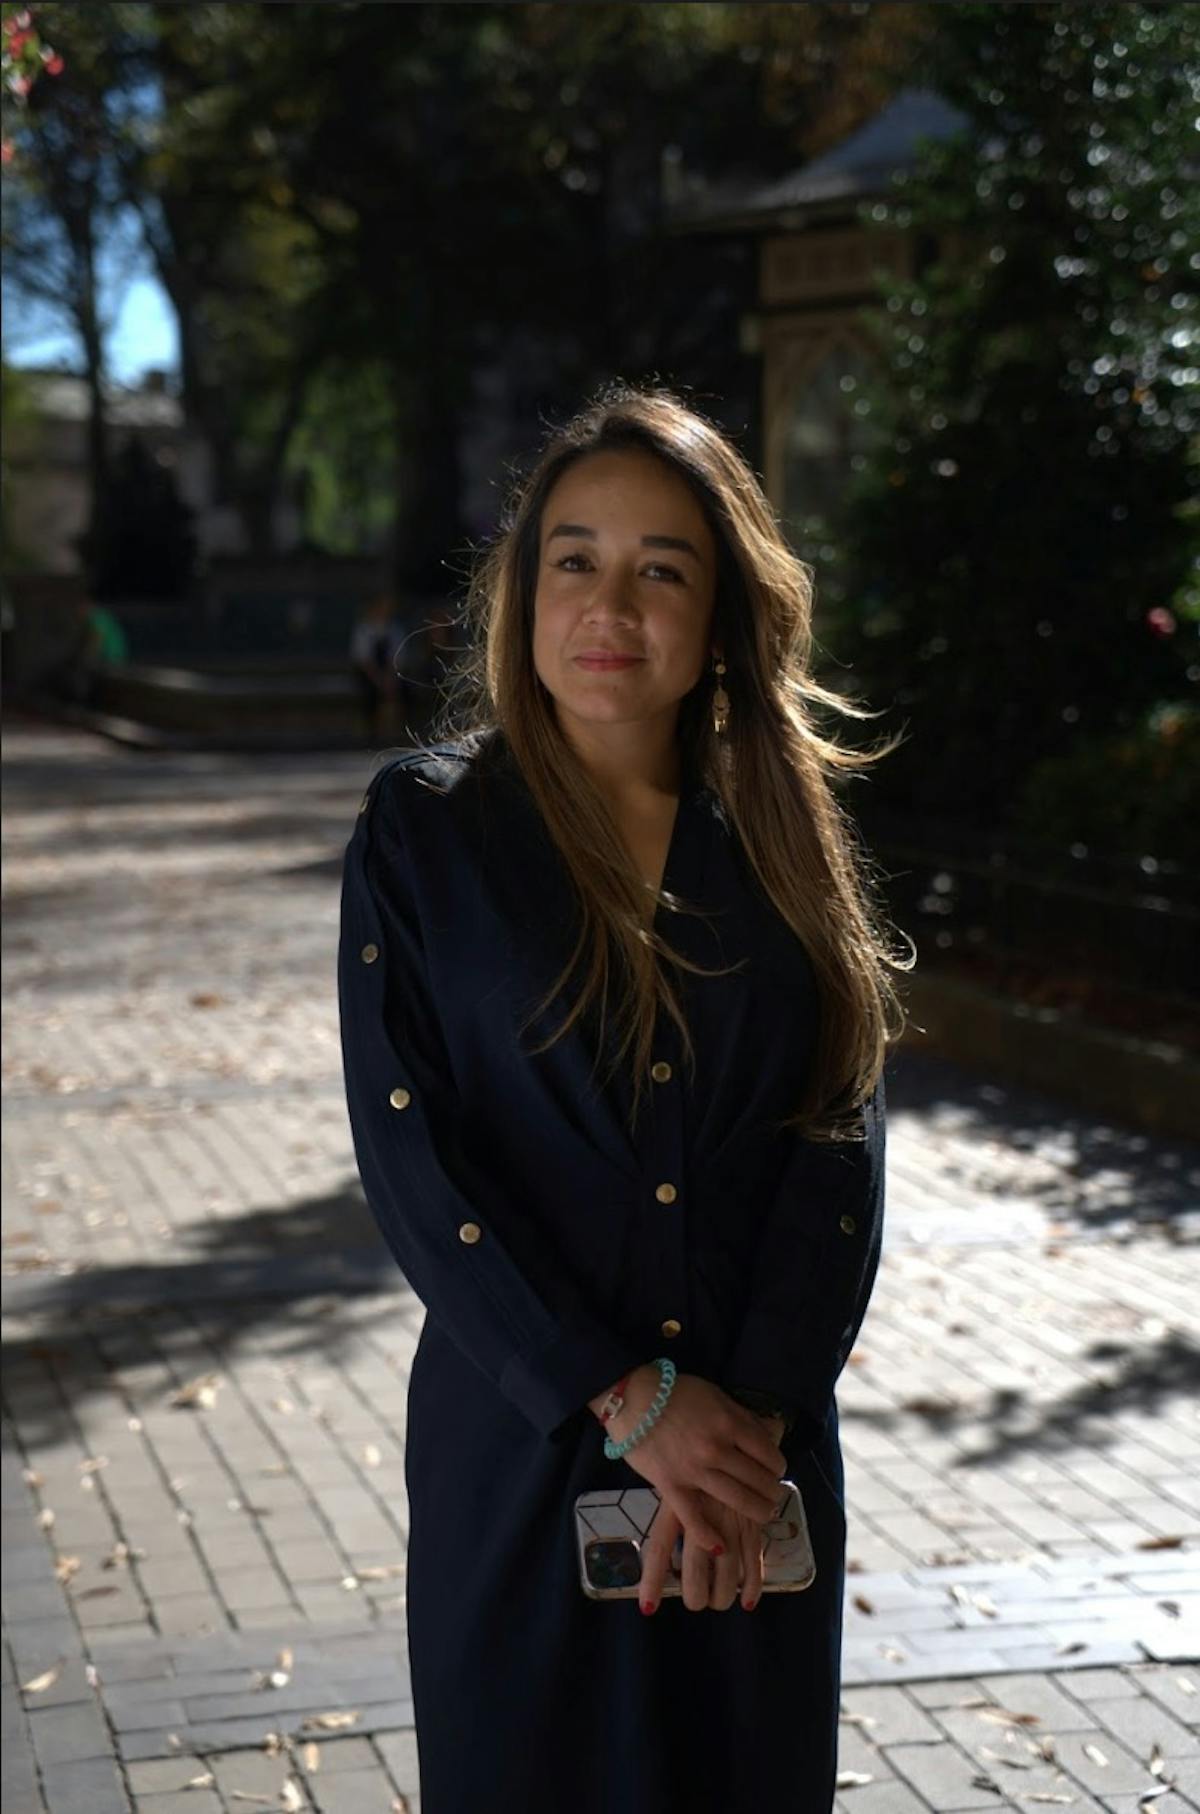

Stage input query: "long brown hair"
[{"left": 417, "top": 380, "right": 913, "bottom": 1143}]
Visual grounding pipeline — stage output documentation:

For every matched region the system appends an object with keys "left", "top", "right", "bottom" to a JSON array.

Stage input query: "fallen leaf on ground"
[
  {"left": 101, "top": 1542, "right": 144, "bottom": 1569},
  {"left": 169, "top": 1373, "right": 221, "bottom": 1410},
  {"left": 21, "top": 1666, "right": 61, "bottom": 1693},
  {"left": 301, "top": 1710, "right": 361, "bottom": 1731},
  {"left": 977, "top": 1706, "right": 1041, "bottom": 1727},
  {"left": 979, "top": 1744, "right": 1033, "bottom": 1769}
]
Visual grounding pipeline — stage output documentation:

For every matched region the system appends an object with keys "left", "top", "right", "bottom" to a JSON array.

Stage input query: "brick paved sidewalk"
[{"left": 3, "top": 726, "right": 1198, "bottom": 1813}]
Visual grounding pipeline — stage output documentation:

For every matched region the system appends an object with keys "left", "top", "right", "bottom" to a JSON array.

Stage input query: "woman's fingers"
[
  {"left": 692, "top": 1458, "right": 782, "bottom": 1526},
  {"left": 637, "top": 1500, "right": 683, "bottom": 1616},
  {"left": 708, "top": 1531, "right": 742, "bottom": 1611},
  {"left": 739, "top": 1523, "right": 767, "bottom": 1611},
  {"left": 733, "top": 1416, "right": 788, "bottom": 1482}
]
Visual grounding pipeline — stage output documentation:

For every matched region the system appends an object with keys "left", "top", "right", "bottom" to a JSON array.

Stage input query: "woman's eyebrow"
[{"left": 545, "top": 522, "right": 704, "bottom": 564}]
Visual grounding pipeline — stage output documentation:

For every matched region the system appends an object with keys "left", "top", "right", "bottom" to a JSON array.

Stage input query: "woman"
[{"left": 338, "top": 384, "right": 911, "bottom": 1812}]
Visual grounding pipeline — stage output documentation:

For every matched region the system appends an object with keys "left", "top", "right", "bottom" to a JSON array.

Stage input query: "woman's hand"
[
  {"left": 602, "top": 1368, "right": 786, "bottom": 1611},
  {"left": 638, "top": 1413, "right": 787, "bottom": 1614}
]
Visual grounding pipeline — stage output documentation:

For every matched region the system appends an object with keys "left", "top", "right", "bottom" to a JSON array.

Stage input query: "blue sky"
[
  {"left": 4, "top": 185, "right": 180, "bottom": 390},
  {"left": 7, "top": 270, "right": 178, "bottom": 386}
]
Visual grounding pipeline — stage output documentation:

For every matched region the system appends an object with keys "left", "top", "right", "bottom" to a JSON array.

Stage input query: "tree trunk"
[{"left": 391, "top": 297, "right": 464, "bottom": 596}]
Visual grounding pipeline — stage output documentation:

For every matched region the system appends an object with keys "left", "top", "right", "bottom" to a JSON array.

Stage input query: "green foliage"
[
  {"left": 831, "top": 3, "right": 1199, "bottom": 846},
  {"left": 0, "top": 357, "right": 40, "bottom": 569},
  {"left": 1011, "top": 702, "right": 1200, "bottom": 874},
  {"left": 6, "top": 2, "right": 926, "bottom": 563},
  {"left": 285, "top": 357, "right": 397, "bottom": 557}
]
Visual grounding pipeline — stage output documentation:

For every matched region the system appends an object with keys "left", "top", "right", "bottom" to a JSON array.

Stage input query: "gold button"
[
  {"left": 655, "top": 1182, "right": 677, "bottom": 1205},
  {"left": 651, "top": 1061, "right": 672, "bottom": 1083},
  {"left": 661, "top": 1318, "right": 682, "bottom": 1339},
  {"left": 839, "top": 1214, "right": 857, "bottom": 1235},
  {"left": 361, "top": 942, "right": 379, "bottom": 964},
  {"left": 458, "top": 1222, "right": 482, "bottom": 1244},
  {"left": 389, "top": 1087, "right": 411, "bottom": 1111}
]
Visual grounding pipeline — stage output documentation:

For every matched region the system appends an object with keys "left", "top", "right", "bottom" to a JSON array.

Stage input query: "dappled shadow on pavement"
[
  {"left": 885, "top": 1048, "right": 1199, "bottom": 1237},
  {"left": 857, "top": 1324, "right": 1199, "bottom": 1473},
  {"left": 2, "top": 1176, "right": 412, "bottom": 1449}
]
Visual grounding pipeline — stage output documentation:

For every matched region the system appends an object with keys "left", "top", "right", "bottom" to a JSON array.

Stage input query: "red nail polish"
[
  {"left": 640, "top": 1599, "right": 656, "bottom": 1616},
  {"left": 709, "top": 1544, "right": 724, "bottom": 1557},
  {"left": 742, "top": 1596, "right": 759, "bottom": 1612}
]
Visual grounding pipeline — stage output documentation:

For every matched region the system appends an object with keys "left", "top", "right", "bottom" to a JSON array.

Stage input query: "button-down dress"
[{"left": 337, "top": 726, "right": 887, "bottom": 1814}]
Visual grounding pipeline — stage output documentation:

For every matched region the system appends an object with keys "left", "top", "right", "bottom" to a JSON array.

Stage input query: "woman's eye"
[{"left": 554, "top": 553, "right": 682, "bottom": 583}]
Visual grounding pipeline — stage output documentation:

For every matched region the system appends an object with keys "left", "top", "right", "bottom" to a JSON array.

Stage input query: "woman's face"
[{"left": 532, "top": 448, "right": 718, "bottom": 743}]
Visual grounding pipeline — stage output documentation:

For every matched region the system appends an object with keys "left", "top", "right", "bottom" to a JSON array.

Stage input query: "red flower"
[
  {"left": 1146, "top": 607, "right": 1176, "bottom": 637},
  {"left": 45, "top": 52, "right": 63, "bottom": 74}
]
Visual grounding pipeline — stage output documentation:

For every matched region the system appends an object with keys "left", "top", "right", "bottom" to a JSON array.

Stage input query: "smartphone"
[{"left": 575, "top": 1479, "right": 815, "bottom": 1600}]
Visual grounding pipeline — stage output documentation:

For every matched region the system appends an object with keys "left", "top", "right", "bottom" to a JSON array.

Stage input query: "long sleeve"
[
  {"left": 338, "top": 760, "right": 644, "bottom": 1442},
  {"left": 718, "top": 1075, "right": 887, "bottom": 1451}
]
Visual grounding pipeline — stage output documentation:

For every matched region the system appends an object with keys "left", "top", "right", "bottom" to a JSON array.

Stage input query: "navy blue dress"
[{"left": 337, "top": 727, "right": 887, "bottom": 1813}]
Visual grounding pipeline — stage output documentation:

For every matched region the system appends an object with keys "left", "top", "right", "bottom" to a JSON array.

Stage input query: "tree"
[
  {"left": 831, "top": 1, "right": 1199, "bottom": 843},
  {"left": 117, "top": 2, "right": 926, "bottom": 578},
  {"left": 1, "top": 3, "right": 121, "bottom": 555}
]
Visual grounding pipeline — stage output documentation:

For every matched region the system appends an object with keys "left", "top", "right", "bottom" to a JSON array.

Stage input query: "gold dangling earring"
[{"left": 711, "top": 652, "right": 730, "bottom": 737}]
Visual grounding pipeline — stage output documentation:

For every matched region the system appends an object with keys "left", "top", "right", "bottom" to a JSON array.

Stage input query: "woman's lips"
[{"left": 573, "top": 654, "right": 643, "bottom": 670}]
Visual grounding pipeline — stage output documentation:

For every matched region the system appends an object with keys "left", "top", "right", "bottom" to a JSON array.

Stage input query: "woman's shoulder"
[{"left": 359, "top": 728, "right": 515, "bottom": 828}]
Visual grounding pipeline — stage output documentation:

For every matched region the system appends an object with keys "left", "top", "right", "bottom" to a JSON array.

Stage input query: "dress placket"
[{"left": 638, "top": 778, "right": 710, "bottom": 1364}]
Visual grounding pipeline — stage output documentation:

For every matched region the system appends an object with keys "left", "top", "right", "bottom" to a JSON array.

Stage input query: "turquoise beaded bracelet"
[{"left": 603, "top": 1357, "right": 677, "bottom": 1461}]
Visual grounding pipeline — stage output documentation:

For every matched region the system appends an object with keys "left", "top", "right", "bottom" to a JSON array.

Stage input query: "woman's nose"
[{"left": 582, "top": 568, "right": 638, "bottom": 620}]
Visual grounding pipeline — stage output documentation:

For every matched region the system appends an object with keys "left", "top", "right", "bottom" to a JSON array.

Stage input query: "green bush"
[{"left": 1011, "top": 705, "right": 1199, "bottom": 877}]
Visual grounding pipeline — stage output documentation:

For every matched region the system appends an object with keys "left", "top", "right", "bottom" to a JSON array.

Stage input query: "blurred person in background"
[
  {"left": 49, "top": 593, "right": 130, "bottom": 707},
  {"left": 350, "top": 591, "right": 402, "bottom": 745}
]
